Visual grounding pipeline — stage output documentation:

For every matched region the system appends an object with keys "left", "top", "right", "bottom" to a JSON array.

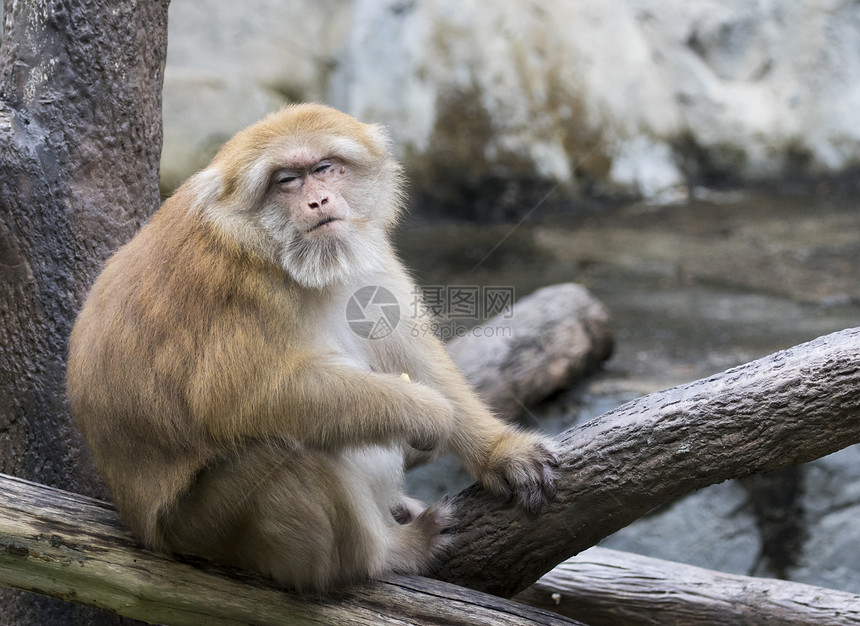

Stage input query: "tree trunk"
[
  {"left": 0, "top": 0, "right": 169, "bottom": 622},
  {"left": 433, "top": 327, "right": 860, "bottom": 597}
]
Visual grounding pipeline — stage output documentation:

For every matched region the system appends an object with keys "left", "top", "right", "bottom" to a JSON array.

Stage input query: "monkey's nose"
[{"left": 308, "top": 196, "right": 329, "bottom": 210}]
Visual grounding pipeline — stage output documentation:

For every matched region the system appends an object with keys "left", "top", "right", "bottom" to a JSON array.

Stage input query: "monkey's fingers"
[
  {"left": 540, "top": 440, "right": 560, "bottom": 495},
  {"left": 512, "top": 461, "right": 558, "bottom": 514},
  {"left": 486, "top": 437, "right": 559, "bottom": 514},
  {"left": 515, "top": 463, "right": 558, "bottom": 513}
]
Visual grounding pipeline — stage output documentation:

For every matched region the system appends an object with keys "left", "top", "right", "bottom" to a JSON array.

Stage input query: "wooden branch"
[
  {"left": 447, "top": 283, "right": 613, "bottom": 418},
  {"left": 3, "top": 328, "right": 858, "bottom": 621},
  {"left": 433, "top": 327, "right": 860, "bottom": 597},
  {"left": 0, "top": 474, "right": 578, "bottom": 626},
  {"left": 515, "top": 547, "right": 860, "bottom": 625}
]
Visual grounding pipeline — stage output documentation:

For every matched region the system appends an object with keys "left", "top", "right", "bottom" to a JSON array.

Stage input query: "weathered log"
[
  {"left": 434, "top": 327, "right": 860, "bottom": 597},
  {"left": 3, "top": 329, "right": 859, "bottom": 623},
  {"left": 447, "top": 283, "right": 613, "bottom": 418},
  {"left": 4, "top": 469, "right": 859, "bottom": 626},
  {"left": 0, "top": 473, "right": 578, "bottom": 626},
  {"left": 515, "top": 547, "right": 860, "bottom": 625}
]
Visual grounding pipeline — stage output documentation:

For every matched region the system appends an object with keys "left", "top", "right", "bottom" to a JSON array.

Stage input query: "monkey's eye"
[
  {"left": 313, "top": 161, "right": 333, "bottom": 176},
  {"left": 275, "top": 171, "right": 301, "bottom": 189}
]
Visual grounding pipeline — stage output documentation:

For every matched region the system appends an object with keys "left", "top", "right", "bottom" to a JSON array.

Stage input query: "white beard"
[
  {"left": 259, "top": 203, "right": 387, "bottom": 290},
  {"left": 279, "top": 225, "right": 384, "bottom": 290}
]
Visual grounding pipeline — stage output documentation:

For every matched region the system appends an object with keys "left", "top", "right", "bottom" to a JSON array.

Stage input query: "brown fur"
[{"left": 67, "top": 103, "right": 557, "bottom": 591}]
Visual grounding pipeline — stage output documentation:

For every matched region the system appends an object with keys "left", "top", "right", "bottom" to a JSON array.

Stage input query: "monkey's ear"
[
  {"left": 365, "top": 123, "right": 395, "bottom": 157},
  {"left": 195, "top": 156, "right": 271, "bottom": 213},
  {"left": 187, "top": 167, "right": 226, "bottom": 209}
]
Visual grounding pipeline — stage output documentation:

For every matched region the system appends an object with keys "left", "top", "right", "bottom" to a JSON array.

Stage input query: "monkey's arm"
[
  {"left": 187, "top": 354, "right": 456, "bottom": 451},
  {"left": 395, "top": 329, "right": 558, "bottom": 512}
]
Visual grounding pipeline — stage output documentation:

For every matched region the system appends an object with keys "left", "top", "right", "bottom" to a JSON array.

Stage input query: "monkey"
[{"left": 66, "top": 103, "right": 557, "bottom": 591}]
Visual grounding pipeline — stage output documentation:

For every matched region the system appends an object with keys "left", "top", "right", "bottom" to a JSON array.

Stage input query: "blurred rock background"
[
  {"left": 164, "top": 0, "right": 860, "bottom": 597},
  {"left": 163, "top": 0, "right": 860, "bottom": 208}
]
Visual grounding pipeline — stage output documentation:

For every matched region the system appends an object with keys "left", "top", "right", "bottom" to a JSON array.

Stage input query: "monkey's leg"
[
  {"left": 385, "top": 499, "right": 454, "bottom": 573},
  {"left": 160, "top": 443, "right": 450, "bottom": 591},
  {"left": 336, "top": 446, "right": 453, "bottom": 577}
]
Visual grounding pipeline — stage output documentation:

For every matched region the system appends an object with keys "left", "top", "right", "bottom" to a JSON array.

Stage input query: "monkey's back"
[{"left": 67, "top": 187, "right": 299, "bottom": 548}]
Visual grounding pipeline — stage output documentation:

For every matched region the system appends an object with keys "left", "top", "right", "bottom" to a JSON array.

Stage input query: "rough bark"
[
  {"left": 432, "top": 327, "right": 860, "bottom": 597},
  {"left": 0, "top": 0, "right": 169, "bottom": 622},
  {"left": 2, "top": 331, "right": 859, "bottom": 624},
  {"left": 447, "top": 283, "right": 614, "bottom": 418},
  {"left": 0, "top": 473, "right": 579, "bottom": 626},
  {"left": 515, "top": 547, "right": 860, "bottom": 625}
]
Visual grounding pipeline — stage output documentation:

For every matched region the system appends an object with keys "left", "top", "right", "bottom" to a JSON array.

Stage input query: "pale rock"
[{"left": 162, "top": 0, "right": 860, "bottom": 200}]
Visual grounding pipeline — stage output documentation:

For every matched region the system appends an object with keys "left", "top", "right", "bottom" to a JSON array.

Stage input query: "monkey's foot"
[
  {"left": 388, "top": 498, "right": 455, "bottom": 574},
  {"left": 412, "top": 498, "right": 455, "bottom": 554},
  {"left": 391, "top": 495, "right": 427, "bottom": 524}
]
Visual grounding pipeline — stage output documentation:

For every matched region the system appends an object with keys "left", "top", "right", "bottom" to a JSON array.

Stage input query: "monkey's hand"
[{"left": 476, "top": 430, "right": 559, "bottom": 514}]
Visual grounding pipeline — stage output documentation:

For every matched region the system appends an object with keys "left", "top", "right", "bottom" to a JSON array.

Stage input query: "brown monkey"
[{"left": 67, "top": 103, "right": 557, "bottom": 591}]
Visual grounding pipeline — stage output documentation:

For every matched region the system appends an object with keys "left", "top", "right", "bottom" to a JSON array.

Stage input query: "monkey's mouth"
[{"left": 308, "top": 217, "right": 341, "bottom": 232}]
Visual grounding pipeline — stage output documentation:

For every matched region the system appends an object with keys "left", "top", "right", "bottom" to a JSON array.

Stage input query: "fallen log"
[
  {"left": 515, "top": 547, "right": 860, "bottom": 625},
  {"left": 434, "top": 327, "right": 860, "bottom": 596},
  {"left": 1, "top": 328, "right": 858, "bottom": 623},
  {"left": 447, "top": 283, "right": 613, "bottom": 418},
  {"left": 0, "top": 473, "right": 577, "bottom": 626}
]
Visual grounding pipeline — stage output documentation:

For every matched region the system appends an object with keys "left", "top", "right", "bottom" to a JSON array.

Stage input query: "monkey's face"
[
  {"left": 258, "top": 148, "right": 387, "bottom": 290},
  {"left": 272, "top": 155, "right": 351, "bottom": 237},
  {"left": 199, "top": 104, "right": 403, "bottom": 290}
]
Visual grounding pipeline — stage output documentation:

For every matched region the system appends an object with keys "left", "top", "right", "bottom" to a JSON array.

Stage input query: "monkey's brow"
[
  {"left": 273, "top": 160, "right": 332, "bottom": 177},
  {"left": 275, "top": 150, "right": 335, "bottom": 169},
  {"left": 275, "top": 160, "right": 315, "bottom": 172}
]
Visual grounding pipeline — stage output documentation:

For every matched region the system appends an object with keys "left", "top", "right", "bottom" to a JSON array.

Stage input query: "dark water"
[
  {"left": 396, "top": 189, "right": 860, "bottom": 498},
  {"left": 397, "top": 190, "right": 859, "bottom": 384}
]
